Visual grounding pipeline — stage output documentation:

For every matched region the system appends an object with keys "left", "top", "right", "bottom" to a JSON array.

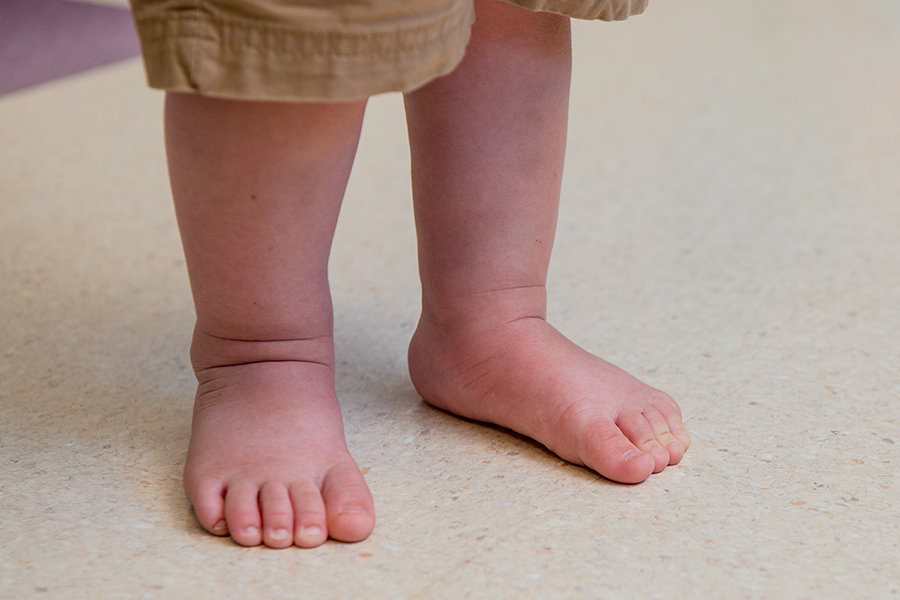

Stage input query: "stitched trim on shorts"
[
  {"left": 137, "top": 16, "right": 466, "bottom": 58},
  {"left": 133, "top": 2, "right": 474, "bottom": 101},
  {"left": 502, "top": 0, "right": 648, "bottom": 21}
]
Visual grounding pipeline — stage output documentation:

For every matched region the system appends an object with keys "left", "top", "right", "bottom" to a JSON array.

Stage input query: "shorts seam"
[{"left": 134, "top": 9, "right": 469, "bottom": 60}]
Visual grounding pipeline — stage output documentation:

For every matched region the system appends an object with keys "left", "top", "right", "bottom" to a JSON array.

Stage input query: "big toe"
[
  {"left": 321, "top": 461, "right": 376, "bottom": 543},
  {"left": 579, "top": 419, "right": 658, "bottom": 484},
  {"left": 185, "top": 476, "right": 230, "bottom": 537}
]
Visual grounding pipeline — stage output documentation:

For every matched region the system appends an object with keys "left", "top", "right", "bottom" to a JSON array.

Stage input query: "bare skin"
[
  {"left": 168, "top": 0, "right": 690, "bottom": 549},
  {"left": 404, "top": 1, "right": 690, "bottom": 484},
  {"left": 167, "top": 96, "right": 375, "bottom": 548}
]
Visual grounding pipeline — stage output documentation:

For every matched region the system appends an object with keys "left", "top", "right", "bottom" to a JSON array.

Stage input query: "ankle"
[
  {"left": 189, "top": 324, "right": 336, "bottom": 375},
  {"left": 408, "top": 305, "right": 548, "bottom": 408},
  {"left": 418, "top": 284, "right": 548, "bottom": 329}
]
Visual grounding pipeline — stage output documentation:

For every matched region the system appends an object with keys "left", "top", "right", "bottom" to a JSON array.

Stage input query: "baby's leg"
[
  {"left": 404, "top": 0, "right": 690, "bottom": 483},
  {"left": 166, "top": 93, "right": 375, "bottom": 547}
]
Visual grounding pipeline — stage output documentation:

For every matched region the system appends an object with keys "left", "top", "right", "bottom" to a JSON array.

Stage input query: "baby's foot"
[
  {"left": 183, "top": 358, "right": 374, "bottom": 548},
  {"left": 408, "top": 315, "right": 691, "bottom": 484}
]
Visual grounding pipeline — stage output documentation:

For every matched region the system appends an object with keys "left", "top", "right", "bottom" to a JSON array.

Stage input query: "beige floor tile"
[
  {"left": 411, "top": 313, "right": 900, "bottom": 599},
  {"left": 0, "top": 71, "right": 193, "bottom": 479},
  {"left": 1, "top": 433, "right": 442, "bottom": 599}
]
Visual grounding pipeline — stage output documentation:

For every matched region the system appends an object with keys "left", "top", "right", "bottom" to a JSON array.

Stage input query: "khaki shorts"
[{"left": 130, "top": 0, "right": 647, "bottom": 102}]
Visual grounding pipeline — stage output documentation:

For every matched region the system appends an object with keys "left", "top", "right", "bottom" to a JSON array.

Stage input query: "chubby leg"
[
  {"left": 166, "top": 93, "right": 374, "bottom": 547},
  {"left": 403, "top": 0, "right": 690, "bottom": 483}
]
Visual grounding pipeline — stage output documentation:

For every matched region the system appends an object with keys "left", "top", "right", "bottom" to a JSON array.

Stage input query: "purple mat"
[{"left": 0, "top": 0, "right": 141, "bottom": 95}]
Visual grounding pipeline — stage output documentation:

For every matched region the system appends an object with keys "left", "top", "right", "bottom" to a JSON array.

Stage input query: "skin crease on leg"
[{"left": 166, "top": 0, "right": 690, "bottom": 549}]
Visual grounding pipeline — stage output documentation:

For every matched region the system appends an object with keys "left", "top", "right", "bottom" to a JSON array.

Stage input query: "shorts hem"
[
  {"left": 502, "top": 0, "right": 648, "bottom": 21},
  {"left": 133, "top": 1, "right": 475, "bottom": 102}
]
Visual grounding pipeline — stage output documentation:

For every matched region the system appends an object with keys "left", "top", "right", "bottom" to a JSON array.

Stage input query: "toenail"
[
  {"left": 339, "top": 505, "right": 367, "bottom": 515},
  {"left": 212, "top": 520, "right": 227, "bottom": 533},
  {"left": 241, "top": 526, "right": 259, "bottom": 538},
  {"left": 271, "top": 528, "right": 290, "bottom": 540},
  {"left": 622, "top": 450, "right": 644, "bottom": 461},
  {"left": 300, "top": 525, "right": 323, "bottom": 538},
  {"left": 666, "top": 439, "right": 682, "bottom": 448},
  {"left": 651, "top": 446, "right": 666, "bottom": 455}
]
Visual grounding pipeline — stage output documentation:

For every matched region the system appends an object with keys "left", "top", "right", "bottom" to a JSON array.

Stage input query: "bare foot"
[
  {"left": 183, "top": 358, "right": 375, "bottom": 548},
  {"left": 407, "top": 313, "right": 691, "bottom": 484}
]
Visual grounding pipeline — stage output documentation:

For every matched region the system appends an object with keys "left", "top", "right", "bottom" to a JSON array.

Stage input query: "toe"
[
  {"left": 290, "top": 480, "right": 328, "bottom": 548},
  {"left": 185, "top": 477, "right": 229, "bottom": 536},
  {"left": 651, "top": 397, "right": 691, "bottom": 459},
  {"left": 616, "top": 410, "right": 670, "bottom": 473},
  {"left": 224, "top": 481, "right": 263, "bottom": 546},
  {"left": 640, "top": 406, "right": 685, "bottom": 465},
  {"left": 579, "top": 418, "right": 657, "bottom": 484},
  {"left": 259, "top": 482, "right": 295, "bottom": 549},
  {"left": 321, "top": 461, "right": 375, "bottom": 543}
]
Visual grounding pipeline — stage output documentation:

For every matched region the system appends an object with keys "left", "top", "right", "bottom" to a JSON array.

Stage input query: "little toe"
[
  {"left": 321, "top": 461, "right": 375, "bottom": 543},
  {"left": 259, "top": 482, "right": 295, "bottom": 549},
  {"left": 670, "top": 421, "right": 692, "bottom": 453},
  {"left": 290, "top": 480, "right": 328, "bottom": 548},
  {"left": 186, "top": 478, "right": 229, "bottom": 536},
  {"left": 616, "top": 410, "right": 670, "bottom": 473},
  {"left": 224, "top": 481, "right": 264, "bottom": 546}
]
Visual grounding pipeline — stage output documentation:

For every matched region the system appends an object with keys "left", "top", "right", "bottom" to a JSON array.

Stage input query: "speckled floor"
[{"left": 2, "top": 1, "right": 899, "bottom": 598}]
